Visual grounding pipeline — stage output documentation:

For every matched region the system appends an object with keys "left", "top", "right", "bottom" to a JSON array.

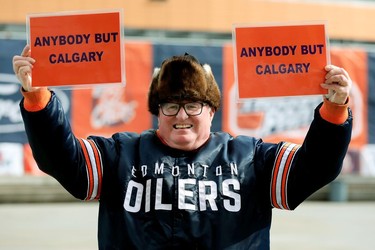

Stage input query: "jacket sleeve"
[
  {"left": 20, "top": 91, "right": 102, "bottom": 200},
  {"left": 265, "top": 102, "right": 352, "bottom": 210}
]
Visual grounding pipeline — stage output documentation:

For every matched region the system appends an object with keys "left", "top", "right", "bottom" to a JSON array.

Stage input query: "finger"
[
  {"left": 13, "top": 60, "right": 33, "bottom": 77},
  {"left": 13, "top": 58, "right": 35, "bottom": 68},
  {"left": 325, "top": 65, "right": 350, "bottom": 81},
  {"left": 18, "top": 66, "right": 32, "bottom": 90},
  {"left": 13, "top": 54, "right": 35, "bottom": 74},
  {"left": 321, "top": 83, "right": 348, "bottom": 93},
  {"left": 321, "top": 82, "right": 350, "bottom": 102},
  {"left": 21, "top": 44, "right": 31, "bottom": 57},
  {"left": 12, "top": 45, "right": 34, "bottom": 71},
  {"left": 13, "top": 54, "right": 35, "bottom": 62},
  {"left": 325, "top": 74, "right": 349, "bottom": 86},
  {"left": 18, "top": 66, "right": 32, "bottom": 84},
  {"left": 18, "top": 64, "right": 32, "bottom": 75}
]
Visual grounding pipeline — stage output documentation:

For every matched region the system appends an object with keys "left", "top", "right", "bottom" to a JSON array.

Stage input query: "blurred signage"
[{"left": 0, "top": 74, "right": 27, "bottom": 143}]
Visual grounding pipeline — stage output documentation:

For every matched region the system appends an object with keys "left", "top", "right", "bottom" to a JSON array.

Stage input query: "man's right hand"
[{"left": 12, "top": 44, "right": 38, "bottom": 92}]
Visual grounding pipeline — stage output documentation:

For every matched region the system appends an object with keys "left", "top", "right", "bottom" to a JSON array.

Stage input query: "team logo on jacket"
[{"left": 123, "top": 162, "right": 241, "bottom": 213}]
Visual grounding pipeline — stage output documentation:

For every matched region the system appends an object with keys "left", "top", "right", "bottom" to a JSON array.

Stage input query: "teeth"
[{"left": 174, "top": 124, "right": 192, "bottom": 129}]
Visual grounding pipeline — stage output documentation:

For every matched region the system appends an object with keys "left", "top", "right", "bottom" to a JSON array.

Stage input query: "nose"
[{"left": 175, "top": 106, "right": 189, "bottom": 119}]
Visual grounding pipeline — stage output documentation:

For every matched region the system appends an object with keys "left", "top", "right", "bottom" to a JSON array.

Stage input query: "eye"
[
  {"left": 185, "top": 103, "right": 200, "bottom": 110},
  {"left": 165, "top": 103, "right": 179, "bottom": 111}
]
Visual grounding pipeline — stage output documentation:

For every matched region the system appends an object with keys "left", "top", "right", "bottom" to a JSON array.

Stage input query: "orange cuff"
[
  {"left": 319, "top": 97, "right": 349, "bottom": 125},
  {"left": 21, "top": 87, "right": 52, "bottom": 112}
]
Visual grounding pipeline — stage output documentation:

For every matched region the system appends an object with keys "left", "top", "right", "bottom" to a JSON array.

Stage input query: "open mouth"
[{"left": 173, "top": 124, "right": 193, "bottom": 129}]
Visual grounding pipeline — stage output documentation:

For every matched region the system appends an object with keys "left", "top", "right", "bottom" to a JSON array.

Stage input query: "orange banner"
[
  {"left": 28, "top": 10, "right": 124, "bottom": 88},
  {"left": 330, "top": 47, "right": 368, "bottom": 148},
  {"left": 71, "top": 42, "right": 153, "bottom": 139},
  {"left": 233, "top": 22, "right": 329, "bottom": 99}
]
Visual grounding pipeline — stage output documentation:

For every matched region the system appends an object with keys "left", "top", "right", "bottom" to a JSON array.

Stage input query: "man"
[{"left": 13, "top": 45, "right": 352, "bottom": 249}]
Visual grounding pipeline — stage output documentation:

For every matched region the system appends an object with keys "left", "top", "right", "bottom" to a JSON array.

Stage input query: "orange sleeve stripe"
[
  {"left": 88, "top": 140, "right": 103, "bottom": 200},
  {"left": 319, "top": 97, "right": 349, "bottom": 125},
  {"left": 280, "top": 144, "right": 299, "bottom": 209},
  {"left": 78, "top": 138, "right": 103, "bottom": 200},
  {"left": 78, "top": 139, "right": 94, "bottom": 200},
  {"left": 271, "top": 143, "right": 290, "bottom": 209},
  {"left": 21, "top": 87, "right": 51, "bottom": 112},
  {"left": 271, "top": 142, "right": 300, "bottom": 210}
]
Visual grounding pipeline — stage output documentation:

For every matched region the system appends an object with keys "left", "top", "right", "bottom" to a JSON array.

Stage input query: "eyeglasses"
[{"left": 159, "top": 102, "right": 207, "bottom": 116}]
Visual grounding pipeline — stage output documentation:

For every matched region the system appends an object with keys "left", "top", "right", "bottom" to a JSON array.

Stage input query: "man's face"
[{"left": 157, "top": 102, "right": 215, "bottom": 151}]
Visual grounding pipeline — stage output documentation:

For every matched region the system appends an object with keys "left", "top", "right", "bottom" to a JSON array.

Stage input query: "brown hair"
[{"left": 148, "top": 54, "right": 221, "bottom": 116}]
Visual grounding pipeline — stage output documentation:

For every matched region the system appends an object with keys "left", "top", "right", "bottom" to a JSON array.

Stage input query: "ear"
[{"left": 209, "top": 106, "right": 215, "bottom": 122}]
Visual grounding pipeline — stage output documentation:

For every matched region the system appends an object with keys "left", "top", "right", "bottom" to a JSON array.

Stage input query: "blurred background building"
[{"left": 1, "top": 0, "right": 375, "bottom": 202}]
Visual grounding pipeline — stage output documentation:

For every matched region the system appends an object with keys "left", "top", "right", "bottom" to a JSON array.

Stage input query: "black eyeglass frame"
[{"left": 159, "top": 102, "right": 208, "bottom": 116}]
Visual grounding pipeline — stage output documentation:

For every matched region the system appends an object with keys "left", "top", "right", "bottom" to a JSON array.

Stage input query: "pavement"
[{"left": 0, "top": 201, "right": 374, "bottom": 250}]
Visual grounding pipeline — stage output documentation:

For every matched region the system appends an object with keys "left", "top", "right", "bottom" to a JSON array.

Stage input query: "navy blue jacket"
[{"left": 20, "top": 92, "right": 352, "bottom": 249}]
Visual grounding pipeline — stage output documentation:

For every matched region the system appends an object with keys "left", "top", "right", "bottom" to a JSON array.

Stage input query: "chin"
[{"left": 177, "top": 144, "right": 198, "bottom": 151}]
